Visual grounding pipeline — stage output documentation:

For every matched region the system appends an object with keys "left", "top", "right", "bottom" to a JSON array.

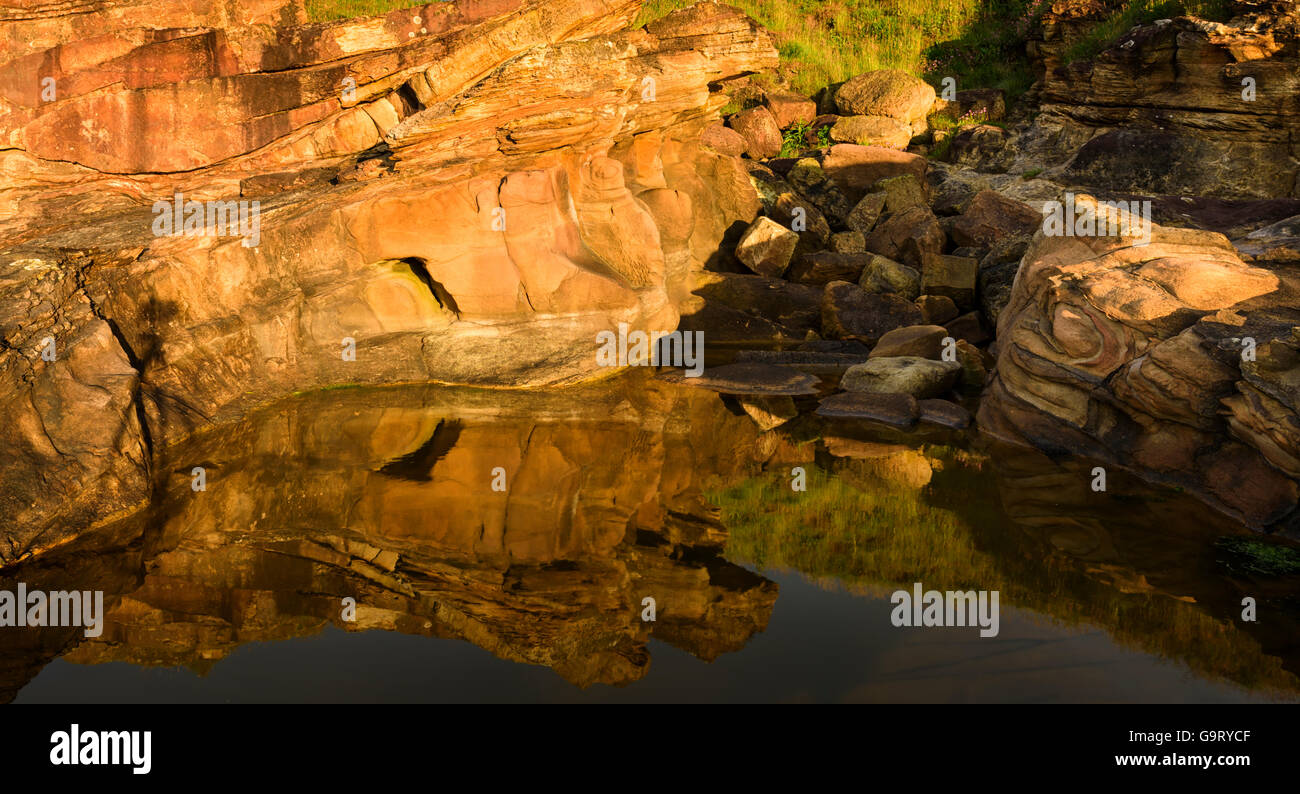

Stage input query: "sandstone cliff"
[{"left": 0, "top": 0, "right": 776, "bottom": 558}]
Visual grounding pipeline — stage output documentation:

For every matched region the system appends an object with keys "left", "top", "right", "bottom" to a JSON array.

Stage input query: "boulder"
[
  {"left": 788, "top": 252, "right": 869, "bottom": 285},
  {"left": 729, "top": 106, "right": 783, "bottom": 159},
  {"left": 979, "top": 200, "right": 1299, "bottom": 528},
  {"left": 845, "top": 192, "right": 887, "bottom": 235},
  {"left": 944, "top": 124, "right": 1008, "bottom": 168},
  {"left": 951, "top": 190, "right": 1041, "bottom": 248},
  {"left": 815, "top": 392, "right": 919, "bottom": 428},
  {"left": 865, "top": 206, "right": 946, "bottom": 267},
  {"left": 859, "top": 254, "right": 922, "bottom": 300},
  {"left": 869, "top": 325, "right": 949, "bottom": 359},
  {"left": 834, "top": 70, "right": 936, "bottom": 133},
  {"left": 841, "top": 357, "right": 962, "bottom": 398},
  {"left": 831, "top": 230, "right": 866, "bottom": 253},
  {"left": 736, "top": 216, "right": 799, "bottom": 277},
  {"left": 830, "top": 115, "right": 912, "bottom": 148},
  {"left": 786, "top": 158, "right": 854, "bottom": 221},
  {"left": 764, "top": 91, "right": 817, "bottom": 130},
  {"left": 874, "top": 174, "right": 928, "bottom": 214},
  {"left": 921, "top": 254, "right": 979, "bottom": 307},
  {"left": 917, "top": 399, "right": 973, "bottom": 429},
  {"left": 701, "top": 123, "right": 749, "bottom": 157},
  {"left": 821, "top": 280, "right": 925, "bottom": 343},
  {"left": 916, "top": 294, "right": 959, "bottom": 325},
  {"left": 822, "top": 144, "right": 927, "bottom": 201}
]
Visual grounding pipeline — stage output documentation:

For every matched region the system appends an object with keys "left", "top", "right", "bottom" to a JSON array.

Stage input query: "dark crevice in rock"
[
  {"left": 70, "top": 264, "right": 155, "bottom": 475},
  {"left": 399, "top": 256, "right": 461, "bottom": 317}
]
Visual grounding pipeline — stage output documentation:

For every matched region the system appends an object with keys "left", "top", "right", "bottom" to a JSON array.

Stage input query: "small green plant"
[
  {"left": 1215, "top": 536, "right": 1300, "bottom": 577},
  {"left": 779, "top": 120, "right": 832, "bottom": 156},
  {"left": 1021, "top": 167, "right": 1043, "bottom": 179}
]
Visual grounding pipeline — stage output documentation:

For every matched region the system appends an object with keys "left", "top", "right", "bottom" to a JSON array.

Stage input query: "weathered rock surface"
[
  {"left": 0, "top": 0, "right": 778, "bottom": 560},
  {"left": 833, "top": 69, "right": 934, "bottom": 135},
  {"left": 1010, "top": 2, "right": 1300, "bottom": 199},
  {"left": 979, "top": 198, "right": 1300, "bottom": 530},
  {"left": 821, "top": 280, "right": 925, "bottom": 343}
]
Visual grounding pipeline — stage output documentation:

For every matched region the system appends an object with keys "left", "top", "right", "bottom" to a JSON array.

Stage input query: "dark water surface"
[{"left": 4, "top": 373, "right": 1298, "bottom": 703}]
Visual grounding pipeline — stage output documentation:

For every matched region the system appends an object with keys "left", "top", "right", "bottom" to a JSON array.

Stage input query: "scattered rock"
[
  {"left": 701, "top": 123, "right": 748, "bottom": 156},
  {"left": 874, "top": 173, "right": 927, "bottom": 214},
  {"left": 736, "top": 216, "right": 799, "bottom": 277},
  {"left": 845, "top": 192, "right": 887, "bottom": 235},
  {"left": 764, "top": 91, "right": 817, "bottom": 130},
  {"left": 859, "top": 254, "right": 922, "bottom": 299},
  {"left": 815, "top": 392, "right": 919, "bottom": 428},
  {"left": 947, "top": 311, "right": 990, "bottom": 345},
  {"left": 830, "top": 115, "right": 912, "bottom": 148},
  {"left": 920, "top": 253, "right": 978, "bottom": 307},
  {"left": 729, "top": 106, "right": 783, "bottom": 159},
  {"left": 951, "top": 190, "right": 1040, "bottom": 248},
  {"left": 917, "top": 399, "right": 972, "bottom": 429},
  {"left": 953, "top": 339, "right": 987, "bottom": 389},
  {"left": 834, "top": 69, "right": 936, "bottom": 134},
  {"left": 821, "top": 280, "right": 925, "bottom": 342},
  {"left": 865, "top": 206, "right": 945, "bottom": 267},
  {"left": 831, "top": 230, "right": 866, "bottom": 253},
  {"left": 944, "top": 124, "right": 1008, "bottom": 168},
  {"left": 788, "top": 252, "right": 869, "bottom": 285},
  {"left": 915, "top": 294, "right": 959, "bottom": 325},
  {"left": 869, "top": 325, "right": 948, "bottom": 359},
  {"left": 822, "top": 144, "right": 927, "bottom": 201},
  {"left": 842, "top": 356, "right": 961, "bottom": 398},
  {"left": 786, "top": 157, "right": 854, "bottom": 220}
]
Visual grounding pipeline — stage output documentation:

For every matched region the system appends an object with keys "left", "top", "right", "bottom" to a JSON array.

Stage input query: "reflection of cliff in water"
[
  {"left": 2, "top": 372, "right": 1299, "bottom": 702},
  {"left": 713, "top": 434, "right": 1300, "bottom": 697},
  {"left": 0, "top": 375, "right": 782, "bottom": 702}
]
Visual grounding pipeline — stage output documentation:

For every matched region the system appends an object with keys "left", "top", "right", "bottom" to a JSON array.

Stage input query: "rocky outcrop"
[
  {"left": 0, "top": 0, "right": 777, "bottom": 559},
  {"left": 979, "top": 197, "right": 1300, "bottom": 531},
  {"left": 1002, "top": 1, "right": 1300, "bottom": 200}
]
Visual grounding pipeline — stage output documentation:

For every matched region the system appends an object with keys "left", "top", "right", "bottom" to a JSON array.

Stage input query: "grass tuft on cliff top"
[
  {"left": 638, "top": 0, "right": 1234, "bottom": 99},
  {"left": 305, "top": 0, "right": 437, "bottom": 23}
]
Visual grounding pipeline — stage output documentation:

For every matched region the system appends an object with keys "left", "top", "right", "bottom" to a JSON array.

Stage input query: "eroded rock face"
[
  {"left": 0, "top": 0, "right": 777, "bottom": 559},
  {"left": 1010, "top": 2, "right": 1300, "bottom": 199},
  {"left": 979, "top": 198, "right": 1300, "bottom": 530}
]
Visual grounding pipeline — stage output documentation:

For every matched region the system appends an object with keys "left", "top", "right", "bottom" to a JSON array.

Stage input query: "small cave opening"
[{"left": 398, "top": 257, "right": 460, "bottom": 317}]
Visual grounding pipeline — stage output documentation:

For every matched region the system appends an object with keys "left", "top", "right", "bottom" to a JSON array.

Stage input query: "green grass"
[
  {"left": 640, "top": 0, "right": 1235, "bottom": 100},
  {"left": 640, "top": 0, "right": 1053, "bottom": 99},
  {"left": 305, "top": 0, "right": 433, "bottom": 23}
]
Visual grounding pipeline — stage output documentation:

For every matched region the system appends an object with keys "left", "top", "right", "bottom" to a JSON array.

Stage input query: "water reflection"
[{"left": 2, "top": 372, "right": 1298, "bottom": 702}]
